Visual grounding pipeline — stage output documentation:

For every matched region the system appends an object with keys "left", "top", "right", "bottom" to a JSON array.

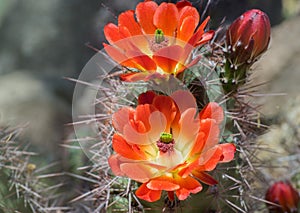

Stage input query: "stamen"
[
  {"left": 155, "top": 29, "right": 165, "bottom": 44},
  {"left": 156, "top": 132, "right": 175, "bottom": 153},
  {"left": 150, "top": 29, "right": 169, "bottom": 52}
]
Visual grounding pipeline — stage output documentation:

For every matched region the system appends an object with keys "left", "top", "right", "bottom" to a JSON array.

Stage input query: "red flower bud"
[
  {"left": 265, "top": 181, "right": 300, "bottom": 213},
  {"left": 226, "top": 9, "right": 271, "bottom": 67}
]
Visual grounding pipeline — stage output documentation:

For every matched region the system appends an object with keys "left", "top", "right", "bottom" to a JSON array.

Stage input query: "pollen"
[
  {"left": 150, "top": 29, "right": 169, "bottom": 52},
  {"left": 155, "top": 29, "right": 165, "bottom": 44},
  {"left": 157, "top": 132, "right": 175, "bottom": 153}
]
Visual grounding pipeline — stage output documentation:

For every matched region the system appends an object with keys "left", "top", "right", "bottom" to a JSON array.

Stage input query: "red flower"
[
  {"left": 108, "top": 90, "right": 236, "bottom": 202},
  {"left": 265, "top": 181, "right": 300, "bottom": 213},
  {"left": 226, "top": 9, "right": 271, "bottom": 67},
  {"left": 103, "top": 0, "right": 214, "bottom": 81}
]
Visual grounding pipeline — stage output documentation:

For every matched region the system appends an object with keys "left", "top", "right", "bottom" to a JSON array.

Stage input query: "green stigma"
[
  {"left": 160, "top": 132, "right": 173, "bottom": 143},
  {"left": 155, "top": 29, "right": 165, "bottom": 44}
]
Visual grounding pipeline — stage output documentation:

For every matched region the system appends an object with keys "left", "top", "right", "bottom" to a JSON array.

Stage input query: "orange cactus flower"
[
  {"left": 108, "top": 90, "right": 236, "bottom": 202},
  {"left": 103, "top": 0, "right": 214, "bottom": 82}
]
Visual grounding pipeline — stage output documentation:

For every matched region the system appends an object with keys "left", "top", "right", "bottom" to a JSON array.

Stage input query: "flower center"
[
  {"left": 155, "top": 29, "right": 165, "bottom": 44},
  {"left": 150, "top": 29, "right": 169, "bottom": 53},
  {"left": 156, "top": 132, "right": 175, "bottom": 153}
]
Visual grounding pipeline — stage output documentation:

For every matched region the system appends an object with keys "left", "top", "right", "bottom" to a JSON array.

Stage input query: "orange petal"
[
  {"left": 136, "top": 1, "right": 158, "bottom": 34},
  {"left": 120, "top": 72, "right": 150, "bottom": 82},
  {"left": 104, "top": 43, "right": 156, "bottom": 72},
  {"left": 152, "top": 45, "right": 184, "bottom": 74},
  {"left": 120, "top": 162, "right": 161, "bottom": 182},
  {"left": 178, "top": 6, "right": 199, "bottom": 27},
  {"left": 177, "top": 6, "right": 199, "bottom": 41},
  {"left": 126, "top": 50, "right": 157, "bottom": 71},
  {"left": 176, "top": 0, "right": 192, "bottom": 11},
  {"left": 153, "top": 3, "right": 179, "bottom": 36},
  {"left": 104, "top": 23, "right": 122, "bottom": 44},
  {"left": 175, "top": 55, "right": 200, "bottom": 75},
  {"left": 199, "top": 119, "right": 220, "bottom": 152},
  {"left": 138, "top": 91, "right": 157, "bottom": 105},
  {"left": 118, "top": 10, "right": 142, "bottom": 36},
  {"left": 196, "top": 30, "right": 215, "bottom": 46},
  {"left": 177, "top": 158, "right": 198, "bottom": 178},
  {"left": 200, "top": 102, "right": 224, "bottom": 124},
  {"left": 156, "top": 148, "right": 184, "bottom": 169},
  {"left": 197, "top": 146, "right": 223, "bottom": 171},
  {"left": 170, "top": 90, "right": 197, "bottom": 114},
  {"left": 177, "top": 16, "right": 197, "bottom": 42},
  {"left": 123, "top": 111, "right": 167, "bottom": 145},
  {"left": 189, "top": 131, "right": 206, "bottom": 157},
  {"left": 103, "top": 43, "right": 139, "bottom": 69},
  {"left": 174, "top": 108, "right": 200, "bottom": 156},
  {"left": 188, "top": 16, "right": 210, "bottom": 46},
  {"left": 192, "top": 171, "right": 218, "bottom": 185},
  {"left": 136, "top": 183, "right": 162, "bottom": 202},
  {"left": 112, "top": 134, "right": 146, "bottom": 160},
  {"left": 147, "top": 176, "right": 180, "bottom": 191},
  {"left": 134, "top": 104, "right": 157, "bottom": 132},
  {"left": 219, "top": 143, "right": 236, "bottom": 162},
  {"left": 112, "top": 107, "right": 134, "bottom": 134},
  {"left": 152, "top": 95, "right": 178, "bottom": 131},
  {"left": 168, "top": 191, "right": 175, "bottom": 201},
  {"left": 175, "top": 176, "right": 202, "bottom": 200},
  {"left": 108, "top": 154, "right": 126, "bottom": 176}
]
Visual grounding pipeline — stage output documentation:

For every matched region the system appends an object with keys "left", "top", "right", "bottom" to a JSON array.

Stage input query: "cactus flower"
[
  {"left": 222, "top": 9, "right": 271, "bottom": 92},
  {"left": 265, "top": 181, "right": 300, "bottom": 213},
  {"left": 103, "top": 0, "right": 214, "bottom": 81},
  {"left": 226, "top": 9, "right": 271, "bottom": 67},
  {"left": 108, "top": 90, "right": 236, "bottom": 202}
]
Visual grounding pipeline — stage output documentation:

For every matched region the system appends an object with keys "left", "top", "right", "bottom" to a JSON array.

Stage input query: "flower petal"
[
  {"left": 103, "top": 43, "right": 140, "bottom": 69},
  {"left": 120, "top": 72, "right": 150, "bottom": 82},
  {"left": 175, "top": 176, "right": 203, "bottom": 200},
  {"left": 219, "top": 143, "right": 236, "bottom": 163},
  {"left": 155, "top": 148, "right": 184, "bottom": 169},
  {"left": 147, "top": 176, "right": 180, "bottom": 191},
  {"left": 136, "top": 183, "right": 162, "bottom": 202},
  {"left": 178, "top": 5, "right": 199, "bottom": 26},
  {"left": 152, "top": 95, "right": 178, "bottom": 131},
  {"left": 152, "top": 45, "right": 184, "bottom": 74},
  {"left": 138, "top": 91, "right": 157, "bottom": 105},
  {"left": 136, "top": 1, "right": 158, "bottom": 34},
  {"left": 200, "top": 102, "right": 224, "bottom": 124},
  {"left": 104, "top": 23, "right": 122, "bottom": 44},
  {"left": 108, "top": 154, "right": 125, "bottom": 176},
  {"left": 177, "top": 6, "right": 199, "bottom": 41},
  {"left": 188, "top": 16, "right": 210, "bottom": 46},
  {"left": 177, "top": 16, "right": 197, "bottom": 42},
  {"left": 153, "top": 3, "right": 179, "bottom": 36},
  {"left": 197, "top": 146, "right": 223, "bottom": 171},
  {"left": 198, "top": 119, "right": 220, "bottom": 153},
  {"left": 112, "top": 134, "right": 146, "bottom": 160},
  {"left": 176, "top": 0, "right": 192, "bottom": 11},
  {"left": 112, "top": 107, "right": 134, "bottom": 134},
  {"left": 196, "top": 30, "right": 215, "bottom": 46},
  {"left": 192, "top": 171, "right": 218, "bottom": 185},
  {"left": 126, "top": 50, "right": 157, "bottom": 71},
  {"left": 170, "top": 90, "right": 197, "bottom": 114},
  {"left": 118, "top": 10, "right": 142, "bottom": 36},
  {"left": 123, "top": 111, "right": 167, "bottom": 145},
  {"left": 120, "top": 162, "right": 162, "bottom": 182},
  {"left": 134, "top": 104, "right": 157, "bottom": 132},
  {"left": 104, "top": 42, "right": 157, "bottom": 72},
  {"left": 174, "top": 108, "right": 200, "bottom": 157}
]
